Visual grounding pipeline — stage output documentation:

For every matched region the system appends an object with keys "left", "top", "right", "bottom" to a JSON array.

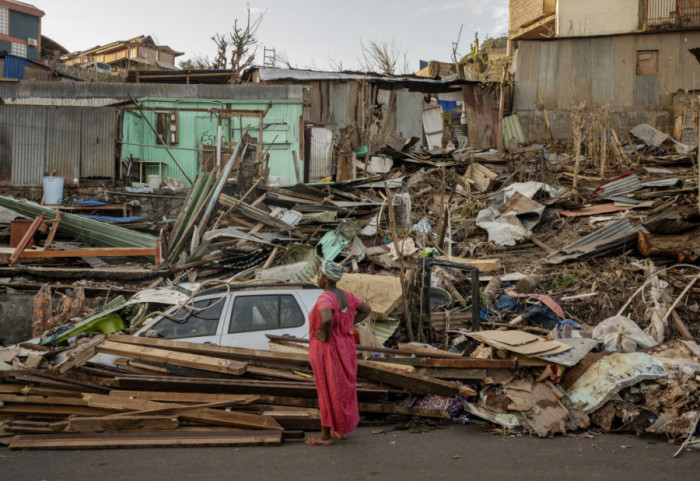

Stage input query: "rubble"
[{"left": 0, "top": 75, "right": 698, "bottom": 456}]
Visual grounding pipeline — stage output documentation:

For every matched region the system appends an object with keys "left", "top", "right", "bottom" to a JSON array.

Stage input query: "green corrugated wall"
[{"left": 120, "top": 97, "right": 304, "bottom": 187}]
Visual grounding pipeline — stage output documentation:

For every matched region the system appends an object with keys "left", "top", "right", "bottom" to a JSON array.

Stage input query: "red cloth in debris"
[
  {"left": 309, "top": 290, "right": 362, "bottom": 435},
  {"left": 504, "top": 290, "right": 566, "bottom": 319}
]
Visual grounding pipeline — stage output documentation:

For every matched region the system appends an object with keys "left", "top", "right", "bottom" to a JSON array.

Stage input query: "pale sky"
[{"left": 39, "top": 0, "right": 509, "bottom": 72}]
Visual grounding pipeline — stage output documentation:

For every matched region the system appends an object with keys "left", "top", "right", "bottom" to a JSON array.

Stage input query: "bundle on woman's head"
[{"left": 321, "top": 260, "right": 345, "bottom": 283}]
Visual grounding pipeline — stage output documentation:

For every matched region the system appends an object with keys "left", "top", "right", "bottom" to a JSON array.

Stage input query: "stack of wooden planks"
[{"left": 0, "top": 334, "right": 502, "bottom": 450}]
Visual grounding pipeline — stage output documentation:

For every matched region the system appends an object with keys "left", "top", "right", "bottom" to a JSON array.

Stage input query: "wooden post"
[
  {"left": 384, "top": 184, "right": 414, "bottom": 343},
  {"left": 498, "top": 65, "right": 507, "bottom": 153},
  {"left": 292, "top": 151, "right": 301, "bottom": 185}
]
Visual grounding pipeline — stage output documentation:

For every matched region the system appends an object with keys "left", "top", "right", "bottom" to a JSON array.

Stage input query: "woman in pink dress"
[{"left": 305, "top": 260, "right": 371, "bottom": 446}]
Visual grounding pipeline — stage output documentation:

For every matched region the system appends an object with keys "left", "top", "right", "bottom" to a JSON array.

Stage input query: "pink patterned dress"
[{"left": 309, "top": 290, "right": 362, "bottom": 435}]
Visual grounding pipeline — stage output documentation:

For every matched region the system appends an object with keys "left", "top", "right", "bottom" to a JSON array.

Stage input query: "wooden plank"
[
  {"left": 416, "top": 358, "right": 518, "bottom": 369},
  {"left": 82, "top": 393, "right": 282, "bottom": 431},
  {"left": 9, "top": 214, "right": 45, "bottom": 266},
  {"left": 66, "top": 415, "right": 179, "bottom": 433},
  {"left": 44, "top": 212, "right": 62, "bottom": 246},
  {"left": 109, "top": 391, "right": 262, "bottom": 405},
  {"left": 53, "top": 335, "right": 106, "bottom": 374},
  {"left": 0, "top": 404, "right": 113, "bottom": 416},
  {"left": 96, "top": 340, "right": 248, "bottom": 376},
  {"left": 437, "top": 256, "right": 501, "bottom": 273},
  {"left": 9, "top": 430, "right": 282, "bottom": 450},
  {"left": 106, "top": 334, "right": 310, "bottom": 366},
  {"left": 356, "top": 360, "right": 476, "bottom": 397}
]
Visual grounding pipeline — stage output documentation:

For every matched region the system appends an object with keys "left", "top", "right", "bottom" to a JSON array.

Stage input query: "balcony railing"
[{"left": 643, "top": 1, "right": 700, "bottom": 31}]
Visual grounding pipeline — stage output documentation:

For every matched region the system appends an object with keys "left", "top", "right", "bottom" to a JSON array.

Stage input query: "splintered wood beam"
[
  {"left": 9, "top": 214, "right": 45, "bottom": 266},
  {"left": 96, "top": 340, "right": 248, "bottom": 376},
  {"left": 9, "top": 430, "right": 283, "bottom": 450},
  {"left": 44, "top": 212, "right": 62, "bottom": 246}
]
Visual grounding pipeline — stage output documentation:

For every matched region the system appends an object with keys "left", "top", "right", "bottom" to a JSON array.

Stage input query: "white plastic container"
[
  {"left": 42, "top": 176, "right": 64, "bottom": 205},
  {"left": 147, "top": 174, "right": 161, "bottom": 189}
]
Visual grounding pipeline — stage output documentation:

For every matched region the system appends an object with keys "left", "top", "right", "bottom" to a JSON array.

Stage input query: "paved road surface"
[{"left": 1, "top": 425, "right": 697, "bottom": 481}]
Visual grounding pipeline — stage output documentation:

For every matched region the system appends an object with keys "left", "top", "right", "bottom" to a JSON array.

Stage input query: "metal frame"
[{"left": 415, "top": 258, "right": 481, "bottom": 332}]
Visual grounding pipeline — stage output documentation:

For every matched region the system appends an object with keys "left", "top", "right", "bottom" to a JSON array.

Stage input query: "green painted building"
[{"left": 120, "top": 97, "right": 304, "bottom": 186}]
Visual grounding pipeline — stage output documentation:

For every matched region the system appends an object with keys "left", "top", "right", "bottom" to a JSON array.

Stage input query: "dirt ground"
[{"left": 1, "top": 425, "right": 696, "bottom": 481}]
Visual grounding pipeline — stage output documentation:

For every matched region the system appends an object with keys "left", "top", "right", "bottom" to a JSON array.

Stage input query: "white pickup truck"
[{"left": 133, "top": 283, "right": 323, "bottom": 351}]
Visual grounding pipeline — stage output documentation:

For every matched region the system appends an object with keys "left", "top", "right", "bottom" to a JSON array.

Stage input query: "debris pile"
[{"left": 0, "top": 108, "right": 699, "bottom": 454}]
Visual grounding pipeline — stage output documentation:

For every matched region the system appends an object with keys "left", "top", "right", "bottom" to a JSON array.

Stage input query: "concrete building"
[
  {"left": 62, "top": 35, "right": 183, "bottom": 71},
  {"left": 0, "top": 0, "right": 44, "bottom": 63},
  {"left": 509, "top": 0, "right": 700, "bottom": 140}
]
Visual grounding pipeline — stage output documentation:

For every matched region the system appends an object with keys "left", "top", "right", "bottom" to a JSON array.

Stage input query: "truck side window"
[
  {"left": 230, "top": 295, "right": 304, "bottom": 333},
  {"left": 146, "top": 296, "right": 224, "bottom": 339}
]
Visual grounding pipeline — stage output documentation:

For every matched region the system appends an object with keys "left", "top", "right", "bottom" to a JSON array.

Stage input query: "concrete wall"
[
  {"left": 8, "top": 9, "right": 39, "bottom": 62},
  {"left": 556, "top": 0, "right": 641, "bottom": 37},
  {"left": 516, "top": 107, "right": 673, "bottom": 141},
  {"left": 513, "top": 31, "right": 700, "bottom": 138},
  {"left": 0, "top": 293, "right": 34, "bottom": 346},
  {"left": 511, "top": 0, "right": 550, "bottom": 32}
]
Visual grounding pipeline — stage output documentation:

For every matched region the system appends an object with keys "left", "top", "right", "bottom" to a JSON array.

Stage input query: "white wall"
[{"left": 557, "top": 0, "right": 640, "bottom": 37}]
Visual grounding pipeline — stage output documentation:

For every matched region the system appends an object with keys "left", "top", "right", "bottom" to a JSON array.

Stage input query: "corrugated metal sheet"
[
  {"left": 81, "top": 109, "right": 116, "bottom": 178},
  {"left": 11, "top": 105, "right": 46, "bottom": 185},
  {"left": 0, "top": 82, "right": 304, "bottom": 105},
  {"left": 4, "top": 55, "right": 28, "bottom": 79},
  {"left": 613, "top": 36, "right": 636, "bottom": 107},
  {"left": 634, "top": 75, "right": 660, "bottom": 107},
  {"left": 0, "top": 105, "right": 116, "bottom": 185},
  {"left": 329, "top": 82, "right": 350, "bottom": 136},
  {"left": 593, "top": 174, "right": 643, "bottom": 199},
  {"left": 515, "top": 32, "right": 700, "bottom": 112},
  {"left": 396, "top": 91, "right": 422, "bottom": 139},
  {"left": 422, "top": 106, "right": 444, "bottom": 149},
  {"left": 502, "top": 115, "right": 525, "bottom": 148},
  {"left": 514, "top": 41, "right": 541, "bottom": 111},
  {"left": 548, "top": 218, "right": 639, "bottom": 264},
  {"left": 46, "top": 107, "right": 81, "bottom": 180},
  {"left": 307, "top": 128, "right": 333, "bottom": 182},
  {"left": 630, "top": 123, "right": 669, "bottom": 146}
]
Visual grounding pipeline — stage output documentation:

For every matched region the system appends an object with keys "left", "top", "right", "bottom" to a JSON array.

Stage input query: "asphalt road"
[{"left": 1, "top": 425, "right": 697, "bottom": 481}]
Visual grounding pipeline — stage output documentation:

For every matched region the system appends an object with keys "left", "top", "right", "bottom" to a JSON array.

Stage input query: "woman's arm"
[
  {"left": 315, "top": 307, "right": 333, "bottom": 342},
  {"left": 353, "top": 301, "right": 371, "bottom": 325}
]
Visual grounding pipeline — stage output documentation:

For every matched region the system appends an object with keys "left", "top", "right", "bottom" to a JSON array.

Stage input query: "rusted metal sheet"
[
  {"left": 567, "top": 352, "right": 667, "bottom": 413},
  {"left": 462, "top": 85, "right": 499, "bottom": 150}
]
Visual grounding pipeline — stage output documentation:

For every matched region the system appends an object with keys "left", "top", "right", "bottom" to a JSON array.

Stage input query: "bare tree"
[
  {"left": 328, "top": 57, "right": 344, "bottom": 72},
  {"left": 359, "top": 38, "right": 409, "bottom": 75},
  {"left": 179, "top": 54, "right": 212, "bottom": 70},
  {"left": 228, "top": 5, "right": 265, "bottom": 83},
  {"left": 211, "top": 33, "right": 228, "bottom": 69}
]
